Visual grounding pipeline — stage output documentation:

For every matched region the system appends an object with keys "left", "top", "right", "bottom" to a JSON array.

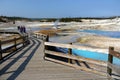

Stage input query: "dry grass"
[
  {"left": 36, "top": 29, "right": 75, "bottom": 36},
  {"left": 37, "top": 29, "right": 59, "bottom": 36}
]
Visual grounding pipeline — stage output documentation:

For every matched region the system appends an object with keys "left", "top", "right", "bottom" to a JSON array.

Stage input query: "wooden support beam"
[
  {"left": 14, "top": 37, "right": 17, "bottom": 50},
  {"left": 22, "top": 36, "right": 25, "bottom": 47},
  {"left": 107, "top": 62, "right": 120, "bottom": 74},
  {"left": 68, "top": 43, "right": 72, "bottom": 64},
  {"left": 45, "top": 35, "right": 49, "bottom": 42},
  {"left": 107, "top": 47, "right": 114, "bottom": 76},
  {"left": 44, "top": 35, "right": 49, "bottom": 60}
]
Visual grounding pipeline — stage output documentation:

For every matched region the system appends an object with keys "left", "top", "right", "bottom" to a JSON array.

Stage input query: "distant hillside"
[
  {"left": 0, "top": 16, "right": 9, "bottom": 22},
  {"left": 0, "top": 16, "right": 32, "bottom": 22},
  {"left": 0, "top": 16, "right": 120, "bottom": 22},
  {"left": 30, "top": 16, "right": 120, "bottom": 22}
]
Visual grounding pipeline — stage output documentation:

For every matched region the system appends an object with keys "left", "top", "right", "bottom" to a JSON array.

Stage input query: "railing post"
[
  {"left": 37, "top": 34, "right": 39, "bottom": 39},
  {"left": 41, "top": 35, "right": 43, "bottom": 41},
  {"left": 68, "top": 43, "right": 72, "bottom": 64},
  {"left": 107, "top": 47, "right": 114, "bottom": 76},
  {"left": 36, "top": 33, "right": 38, "bottom": 38},
  {"left": 26, "top": 35, "right": 29, "bottom": 44},
  {"left": 44, "top": 35, "right": 49, "bottom": 60},
  {"left": 14, "top": 37, "right": 17, "bottom": 50},
  {"left": 22, "top": 36, "right": 25, "bottom": 47},
  {"left": 46, "top": 35, "right": 49, "bottom": 42},
  {"left": 0, "top": 40, "right": 2, "bottom": 60}
]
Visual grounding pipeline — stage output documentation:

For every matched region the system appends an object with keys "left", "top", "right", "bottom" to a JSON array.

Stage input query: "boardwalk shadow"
[
  {"left": 82, "top": 61, "right": 91, "bottom": 68},
  {"left": 0, "top": 39, "right": 41, "bottom": 80},
  {"left": 74, "top": 60, "right": 81, "bottom": 66},
  {"left": 0, "top": 39, "right": 35, "bottom": 76},
  {"left": 0, "top": 47, "right": 25, "bottom": 64},
  {"left": 7, "top": 39, "right": 41, "bottom": 80},
  {"left": 112, "top": 73, "right": 120, "bottom": 80}
]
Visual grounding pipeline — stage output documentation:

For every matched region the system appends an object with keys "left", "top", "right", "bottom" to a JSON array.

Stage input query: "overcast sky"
[{"left": 0, "top": 0, "right": 120, "bottom": 18}]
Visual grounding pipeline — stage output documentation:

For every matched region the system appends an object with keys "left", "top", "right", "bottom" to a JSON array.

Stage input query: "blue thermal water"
[
  {"left": 58, "top": 48, "right": 120, "bottom": 66},
  {"left": 80, "top": 30, "right": 120, "bottom": 38},
  {"left": 72, "top": 49, "right": 120, "bottom": 66},
  {"left": 76, "top": 30, "right": 120, "bottom": 65}
]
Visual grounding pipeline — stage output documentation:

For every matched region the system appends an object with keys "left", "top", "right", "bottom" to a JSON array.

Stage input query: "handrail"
[
  {"left": 45, "top": 42, "right": 107, "bottom": 53},
  {"left": 1, "top": 37, "right": 23, "bottom": 45},
  {"left": 0, "top": 35, "right": 29, "bottom": 60}
]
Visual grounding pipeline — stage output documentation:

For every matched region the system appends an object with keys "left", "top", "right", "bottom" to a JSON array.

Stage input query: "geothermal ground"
[{"left": 0, "top": 18, "right": 120, "bottom": 52}]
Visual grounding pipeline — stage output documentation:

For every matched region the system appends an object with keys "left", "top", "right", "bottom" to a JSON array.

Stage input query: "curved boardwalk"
[{"left": 0, "top": 38, "right": 108, "bottom": 80}]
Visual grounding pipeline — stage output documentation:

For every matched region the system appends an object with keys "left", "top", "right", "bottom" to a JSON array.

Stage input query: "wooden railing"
[
  {"left": 0, "top": 35, "right": 29, "bottom": 60},
  {"left": 31, "top": 32, "right": 119, "bottom": 79},
  {"left": 44, "top": 42, "right": 108, "bottom": 76},
  {"left": 33, "top": 33, "right": 48, "bottom": 41},
  {"left": 107, "top": 47, "right": 120, "bottom": 76},
  {"left": 44, "top": 39, "right": 120, "bottom": 79}
]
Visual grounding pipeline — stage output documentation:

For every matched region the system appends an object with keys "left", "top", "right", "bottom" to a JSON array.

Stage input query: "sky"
[{"left": 0, "top": 0, "right": 120, "bottom": 18}]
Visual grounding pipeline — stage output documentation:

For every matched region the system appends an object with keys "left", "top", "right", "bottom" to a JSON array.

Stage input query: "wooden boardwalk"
[{"left": 0, "top": 38, "right": 109, "bottom": 80}]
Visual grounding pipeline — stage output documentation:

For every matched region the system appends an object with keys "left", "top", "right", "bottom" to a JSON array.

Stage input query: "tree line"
[
  {"left": 0, "top": 16, "right": 120, "bottom": 22},
  {"left": 0, "top": 16, "right": 32, "bottom": 22}
]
